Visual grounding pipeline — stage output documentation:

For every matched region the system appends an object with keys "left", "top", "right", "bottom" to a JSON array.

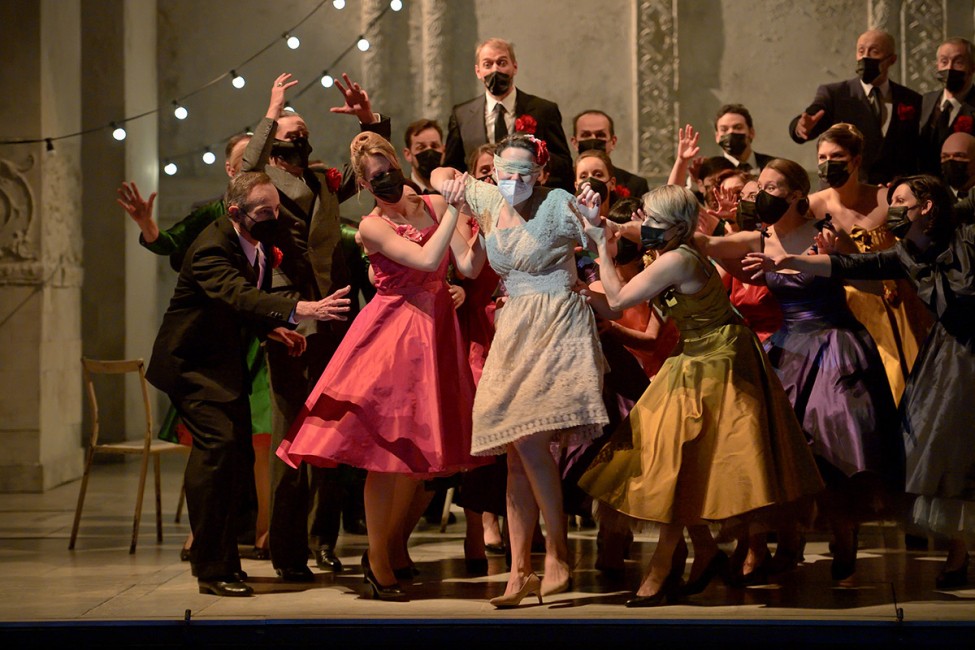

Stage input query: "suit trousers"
[
  {"left": 266, "top": 332, "right": 343, "bottom": 569},
  {"left": 174, "top": 395, "right": 253, "bottom": 581}
]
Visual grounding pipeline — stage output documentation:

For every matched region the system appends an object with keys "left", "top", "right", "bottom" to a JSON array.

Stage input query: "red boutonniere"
[
  {"left": 514, "top": 114, "right": 537, "bottom": 135},
  {"left": 325, "top": 167, "right": 343, "bottom": 193},
  {"left": 271, "top": 246, "right": 283, "bottom": 269},
  {"left": 896, "top": 103, "right": 916, "bottom": 121},
  {"left": 614, "top": 186, "right": 631, "bottom": 199},
  {"left": 954, "top": 115, "right": 974, "bottom": 133}
]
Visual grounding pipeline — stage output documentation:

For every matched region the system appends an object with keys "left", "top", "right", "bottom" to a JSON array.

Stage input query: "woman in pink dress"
[{"left": 277, "top": 132, "right": 485, "bottom": 601}]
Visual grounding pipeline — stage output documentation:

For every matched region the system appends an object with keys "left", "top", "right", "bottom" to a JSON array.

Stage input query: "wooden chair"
[{"left": 69, "top": 358, "right": 188, "bottom": 554}]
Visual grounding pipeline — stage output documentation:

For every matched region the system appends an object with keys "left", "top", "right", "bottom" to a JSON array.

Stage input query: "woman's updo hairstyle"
[
  {"left": 817, "top": 122, "right": 864, "bottom": 158},
  {"left": 764, "top": 158, "right": 811, "bottom": 216},
  {"left": 350, "top": 131, "right": 401, "bottom": 182}
]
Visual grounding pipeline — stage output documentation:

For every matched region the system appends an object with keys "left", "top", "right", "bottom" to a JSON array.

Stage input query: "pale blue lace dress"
[{"left": 463, "top": 178, "right": 608, "bottom": 456}]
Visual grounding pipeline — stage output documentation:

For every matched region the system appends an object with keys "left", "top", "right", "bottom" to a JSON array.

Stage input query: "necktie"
[
  {"left": 253, "top": 245, "right": 264, "bottom": 288},
  {"left": 939, "top": 100, "right": 953, "bottom": 137},
  {"left": 493, "top": 104, "right": 508, "bottom": 144},
  {"left": 869, "top": 87, "right": 883, "bottom": 123}
]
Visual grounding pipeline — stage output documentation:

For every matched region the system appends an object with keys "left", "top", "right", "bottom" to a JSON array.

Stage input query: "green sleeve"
[{"left": 140, "top": 199, "right": 225, "bottom": 257}]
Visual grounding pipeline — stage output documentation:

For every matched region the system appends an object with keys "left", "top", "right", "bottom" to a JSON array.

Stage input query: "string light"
[
  {"left": 163, "top": 161, "right": 178, "bottom": 176},
  {"left": 202, "top": 149, "right": 216, "bottom": 165},
  {"left": 320, "top": 72, "right": 334, "bottom": 88},
  {"left": 231, "top": 70, "right": 246, "bottom": 89},
  {"left": 357, "top": 37, "right": 370, "bottom": 52},
  {"left": 286, "top": 34, "right": 300, "bottom": 50},
  {"left": 45, "top": 138, "right": 54, "bottom": 152},
  {"left": 283, "top": 102, "right": 296, "bottom": 113},
  {"left": 333, "top": 0, "right": 346, "bottom": 9},
  {"left": 173, "top": 101, "right": 188, "bottom": 120},
  {"left": 390, "top": 0, "right": 402, "bottom": 10},
  {"left": 111, "top": 123, "right": 127, "bottom": 141}
]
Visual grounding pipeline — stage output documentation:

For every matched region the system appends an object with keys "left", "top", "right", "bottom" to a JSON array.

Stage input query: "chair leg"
[
  {"left": 68, "top": 450, "right": 96, "bottom": 550},
  {"left": 153, "top": 454, "right": 163, "bottom": 543},
  {"left": 130, "top": 451, "right": 152, "bottom": 554},
  {"left": 439, "top": 487, "right": 455, "bottom": 533}
]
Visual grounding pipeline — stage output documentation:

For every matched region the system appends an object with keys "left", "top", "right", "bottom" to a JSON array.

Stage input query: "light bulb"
[
  {"left": 164, "top": 162, "right": 178, "bottom": 176},
  {"left": 231, "top": 71, "right": 245, "bottom": 89},
  {"left": 390, "top": 0, "right": 402, "bottom": 11},
  {"left": 202, "top": 150, "right": 216, "bottom": 165},
  {"left": 357, "top": 37, "right": 370, "bottom": 52},
  {"left": 286, "top": 35, "right": 300, "bottom": 49},
  {"left": 321, "top": 73, "right": 334, "bottom": 88},
  {"left": 112, "top": 124, "right": 127, "bottom": 141},
  {"left": 333, "top": 0, "right": 346, "bottom": 9},
  {"left": 173, "top": 104, "right": 188, "bottom": 120}
]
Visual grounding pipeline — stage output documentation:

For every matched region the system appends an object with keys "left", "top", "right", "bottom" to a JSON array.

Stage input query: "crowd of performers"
[{"left": 118, "top": 32, "right": 974, "bottom": 604}]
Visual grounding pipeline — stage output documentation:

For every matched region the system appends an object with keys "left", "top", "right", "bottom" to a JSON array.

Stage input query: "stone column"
[{"left": 0, "top": 0, "right": 84, "bottom": 491}]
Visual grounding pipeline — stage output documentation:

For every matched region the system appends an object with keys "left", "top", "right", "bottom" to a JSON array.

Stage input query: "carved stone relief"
[
  {"left": 899, "top": 0, "right": 946, "bottom": 94},
  {"left": 0, "top": 154, "right": 37, "bottom": 264},
  {"left": 636, "top": 0, "right": 678, "bottom": 179},
  {"left": 421, "top": 0, "right": 448, "bottom": 121},
  {"left": 361, "top": 0, "right": 387, "bottom": 112}
]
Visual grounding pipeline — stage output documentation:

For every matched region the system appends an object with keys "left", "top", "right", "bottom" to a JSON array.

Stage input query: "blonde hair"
[
  {"left": 642, "top": 185, "right": 699, "bottom": 240},
  {"left": 350, "top": 132, "right": 401, "bottom": 182},
  {"left": 475, "top": 38, "right": 516, "bottom": 65}
]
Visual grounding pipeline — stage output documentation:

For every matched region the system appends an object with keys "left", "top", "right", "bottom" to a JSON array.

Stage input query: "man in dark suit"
[
  {"left": 146, "top": 172, "right": 350, "bottom": 596},
  {"left": 918, "top": 38, "right": 975, "bottom": 175},
  {"left": 570, "top": 109, "right": 649, "bottom": 199},
  {"left": 443, "top": 37, "right": 574, "bottom": 192},
  {"left": 403, "top": 118, "right": 444, "bottom": 194},
  {"left": 713, "top": 104, "right": 775, "bottom": 172},
  {"left": 789, "top": 29, "right": 921, "bottom": 184},
  {"left": 242, "top": 73, "right": 392, "bottom": 582}
]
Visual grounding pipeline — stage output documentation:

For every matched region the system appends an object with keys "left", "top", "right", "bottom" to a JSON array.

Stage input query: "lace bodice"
[{"left": 463, "top": 178, "right": 587, "bottom": 297}]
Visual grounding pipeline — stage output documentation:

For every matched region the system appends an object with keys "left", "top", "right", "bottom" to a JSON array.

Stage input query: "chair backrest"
[{"left": 81, "top": 358, "right": 153, "bottom": 449}]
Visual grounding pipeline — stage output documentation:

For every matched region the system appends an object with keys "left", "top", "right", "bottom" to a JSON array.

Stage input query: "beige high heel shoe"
[{"left": 490, "top": 573, "right": 543, "bottom": 609}]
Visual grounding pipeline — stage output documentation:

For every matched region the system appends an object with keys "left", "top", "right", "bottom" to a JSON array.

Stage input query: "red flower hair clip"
[
  {"left": 271, "top": 246, "right": 284, "bottom": 269},
  {"left": 954, "top": 115, "right": 974, "bottom": 134},
  {"left": 514, "top": 114, "right": 537, "bottom": 135},
  {"left": 325, "top": 167, "right": 343, "bottom": 193},
  {"left": 527, "top": 134, "right": 549, "bottom": 168}
]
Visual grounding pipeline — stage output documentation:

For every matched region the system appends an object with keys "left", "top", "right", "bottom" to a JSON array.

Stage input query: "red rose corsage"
[
  {"left": 325, "top": 167, "right": 343, "bottom": 193},
  {"left": 614, "top": 186, "right": 632, "bottom": 199},
  {"left": 954, "top": 115, "right": 974, "bottom": 133},
  {"left": 271, "top": 246, "right": 283, "bottom": 268},
  {"left": 896, "top": 103, "right": 916, "bottom": 121},
  {"left": 514, "top": 114, "right": 537, "bottom": 135}
]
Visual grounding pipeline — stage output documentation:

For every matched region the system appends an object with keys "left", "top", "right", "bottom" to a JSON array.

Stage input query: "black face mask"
[
  {"left": 368, "top": 168, "right": 406, "bottom": 203},
  {"left": 818, "top": 160, "right": 852, "bottom": 188},
  {"left": 886, "top": 206, "right": 913, "bottom": 238},
  {"left": 856, "top": 57, "right": 883, "bottom": 85},
  {"left": 413, "top": 148, "right": 443, "bottom": 179},
  {"left": 483, "top": 71, "right": 512, "bottom": 96},
  {"left": 719, "top": 132, "right": 749, "bottom": 158},
  {"left": 755, "top": 190, "right": 791, "bottom": 225},
  {"left": 577, "top": 138, "right": 608, "bottom": 154},
  {"left": 271, "top": 136, "right": 312, "bottom": 169},
  {"left": 243, "top": 214, "right": 278, "bottom": 244},
  {"left": 736, "top": 200, "right": 759, "bottom": 232},
  {"left": 937, "top": 68, "right": 968, "bottom": 94},
  {"left": 580, "top": 177, "right": 610, "bottom": 204},
  {"left": 942, "top": 159, "right": 970, "bottom": 190},
  {"left": 641, "top": 224, "right": 675, "bottom": 250}
]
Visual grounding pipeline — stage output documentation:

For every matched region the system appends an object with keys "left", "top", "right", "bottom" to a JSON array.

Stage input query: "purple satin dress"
[{"left": 764, "top": 270, "right": 903, "bottom": 489}]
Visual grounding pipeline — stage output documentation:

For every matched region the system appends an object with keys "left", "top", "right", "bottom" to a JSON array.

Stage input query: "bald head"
[
  {"left": 941, "top": 132, "right": 975, "bottom": 192},
  {"left": 857, "top": 30, "right": 895, "bottom": 57}
]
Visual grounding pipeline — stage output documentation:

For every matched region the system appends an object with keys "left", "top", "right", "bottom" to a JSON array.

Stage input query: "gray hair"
[{"left": 642, "top": 185, "right": 699, "bottom": 239}]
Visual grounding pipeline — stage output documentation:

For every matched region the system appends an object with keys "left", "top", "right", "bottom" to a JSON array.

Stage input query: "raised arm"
[
  {"left": 437, "top": 177, "right": 486, "bottom": 279},
  {"left": 668, "top": 124, "right": 701, "bottom": 187}
]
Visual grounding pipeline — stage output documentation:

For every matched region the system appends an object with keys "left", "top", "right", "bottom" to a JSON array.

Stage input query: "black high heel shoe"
[
  {"left": 935, "top": 554, "right": 969, "bottom": 590},
  {"left": 363, "top": 565, "right": 408, "bottom": 601},
  {"left": 682, "top": 550, "right": 729, "bottom": 596},
  {"left": 625, "top": 573, "right": 680, "bottom": 608}
]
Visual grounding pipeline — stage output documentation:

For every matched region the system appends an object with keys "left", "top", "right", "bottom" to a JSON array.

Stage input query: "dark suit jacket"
[
  {"left": 614, "top": 166, "right": 649, "bottom": 199},
  {"left": 789, "top": 77, "right": 922, "bottom": 184},
  {"left": 755, "top": 152, "right": 775, "bottom": 169},
  {"left": 242, "top": 116, "right": 391, "bottom": 334},
  {"left": 443, "top": 89, "right": 574, "bottom": 192},
  {"left": 146, "top": 217, "right": 298, "bottom": 403},
  {"left": 918, "top": 86, "right": 975, "bottom": 175}
]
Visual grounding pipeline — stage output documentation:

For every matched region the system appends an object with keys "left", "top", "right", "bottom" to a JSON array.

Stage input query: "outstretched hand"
[
  {"left": 267, "top": 73, "right": 299, "bottom": 119},
  {"left": 268, "top": 327, "right": 307, "bottom": 357},
  {"left": 742, "top": 252, "right": 784, "bottom": 281},
  {"left": 815, "top": 228, "right": 839, "bottom": 254},
  {"left": 296, "top": 285, "right": 352, "bottom": 322},
  {"left": 676, "top": 124, "right": 700, "bottom": 163},
  {"left": 706, "top": 184, "right": 739, "bottom": 220},
  {"left": 795, "top": 109, "right": 825, "bottom": 141},
  {"left": 117, "top": 181, "right": 156, "bottom": 225},
  {"left": 576, "top": 185, "right": 602, "bottom": 226},
  {"left": 330, "top": 74, "right": 375, "bottom": 124}
]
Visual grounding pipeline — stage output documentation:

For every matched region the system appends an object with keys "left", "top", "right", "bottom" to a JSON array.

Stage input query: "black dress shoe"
[
  {"left": 276, "top": 565, "right": 315, "bottom": 582},
  {"left": 234, "top": 570, "right": 249, "bottom": 582},
  {"left": 198, "top": 578, "right": 253, "bottom": 597},
  {"left": 240, "top": 546, "right": 269, "bottom": 561},
  {"left": 682, "top": 551, "right": 728, "bottom": 596},
  {"left": 625, "top": 575, "right": 679, "bottom": 608},
  {"left": 315, "top": 545, "right": 343, "bottom": 572},
  {"left": 180, "top": 547, "right": 191, "bottom": 562}
]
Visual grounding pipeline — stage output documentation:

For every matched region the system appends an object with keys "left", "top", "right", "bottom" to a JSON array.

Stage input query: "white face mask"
[{"left": 497, "top": 178, "right": 533, "bottom": 206}]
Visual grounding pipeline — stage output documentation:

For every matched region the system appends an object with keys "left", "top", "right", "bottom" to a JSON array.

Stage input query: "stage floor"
[{"left": 0, "top": 455, "right": 972, "bottom": 646}]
